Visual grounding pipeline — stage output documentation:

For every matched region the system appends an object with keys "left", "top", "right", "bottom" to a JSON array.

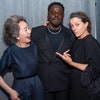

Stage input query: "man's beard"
[
  {"left": 51, "top": 22, "right": 62, "bottom": 27},
  {"left": 48, "top": 20, "right": 63, "bottom": 27}
]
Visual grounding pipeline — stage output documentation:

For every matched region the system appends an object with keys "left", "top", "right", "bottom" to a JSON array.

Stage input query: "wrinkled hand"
[
  {"left": 10, "top": 89, "right": 21, "bottom": 100},
  {"left": 56, "top": 50, "right": 72, "bottom": 64}
]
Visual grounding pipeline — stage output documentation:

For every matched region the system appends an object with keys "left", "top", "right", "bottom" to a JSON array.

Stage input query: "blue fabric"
[
  {"left": 0, "top": 42, "right": 38, "bottom": 78},
  {"left": 12, "top": 76, "right": 45, "bottom": 100},
  {"left": 0, "top": 42, "right": 45, "bottom": 100}
]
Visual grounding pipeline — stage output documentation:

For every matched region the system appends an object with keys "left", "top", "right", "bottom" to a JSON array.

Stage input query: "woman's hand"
[
  {"left": 56, "top": 50, "right": 88, "bottom": 71},
  {"left": 0, "top": 76, "right": 20, "bottom": 100},
  {"left": 43, "top": 21, "right": 49, "bottom": 26},
  {"left": 56, "top": 50, "right": 73, "bottom": 65},
  {"left": 10, "top": 89, "right": 21, "bottom": 100}
]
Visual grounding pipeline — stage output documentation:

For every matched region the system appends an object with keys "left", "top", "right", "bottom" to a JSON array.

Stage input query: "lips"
[
  {"left": 54, "top": 18, "right": 59, "bottom": 21},
  {"left": 27, "top": 36, "right": 31, "bottom": 39},
  {"left": 53, "top": 19, "right": 61, "bottom": 24}
]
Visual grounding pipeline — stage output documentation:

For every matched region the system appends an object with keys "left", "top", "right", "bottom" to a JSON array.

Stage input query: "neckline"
[
  {"left": 16, "top": 43, "right": 30, "bottom": 48},
  {"left": 78, "top": 34, "right": 90, "bottom": 40},
  {"left": 47, "top": 26, "right": 62, "bottom": 34}
]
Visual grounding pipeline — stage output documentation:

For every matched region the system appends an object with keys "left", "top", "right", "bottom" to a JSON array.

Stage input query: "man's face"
[{"left": 47, "top": 5, "right": 64, "bottom": 27}]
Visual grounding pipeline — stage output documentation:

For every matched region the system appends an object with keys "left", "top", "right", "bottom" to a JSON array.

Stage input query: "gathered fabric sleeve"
[
  {"left": 81, "top": 38, "right": 100, "bottom": 95},
  {"left": 0, "top": 49, "right": 12, "bottom": 77}
]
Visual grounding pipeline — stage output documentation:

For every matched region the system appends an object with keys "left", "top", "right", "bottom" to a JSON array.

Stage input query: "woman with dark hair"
[
  {"left": 0, "top": 15, "right": 45, "bottom": 100},
  {"left": 56, "top": 12, "right": 100, "bottom": 100}
]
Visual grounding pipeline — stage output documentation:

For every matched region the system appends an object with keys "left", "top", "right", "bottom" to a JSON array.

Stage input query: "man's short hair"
[{"left": 48, "top": 2, "right": 64, "bottom": 12}]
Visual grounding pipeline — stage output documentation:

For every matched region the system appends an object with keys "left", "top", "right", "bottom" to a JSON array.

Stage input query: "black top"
[
  {"left": 32, "top": 25, "right": 75, "bottom": 91},
  {"left": 70, "top": 34, "right": 100, "bottom": 100},
  {"left": 47, "top": 27, "right": 64, "bottom": 51}
]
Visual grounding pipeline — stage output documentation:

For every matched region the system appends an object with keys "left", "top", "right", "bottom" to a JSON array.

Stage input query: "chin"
[
  {"left": 51, "top": 22, "right": 61, "bottom": 27},
  {"left": 75, "top": 35, "right": 80, "bottom": 38}
]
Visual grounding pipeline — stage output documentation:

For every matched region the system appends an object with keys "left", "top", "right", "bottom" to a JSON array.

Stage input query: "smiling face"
[
  {"left": 47, "top": 5, "right": 64, "bottom": 29},
  {"left": 17, "top": 21, "right": 31, "bottom": 45},
  {"left": 70, "top": 17, "right": 89, "bottom": 39}
]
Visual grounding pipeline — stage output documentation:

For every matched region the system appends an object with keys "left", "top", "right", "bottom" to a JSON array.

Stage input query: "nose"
[
  {"left": 54, "top": 12, "right": 60, "bottom": 17},
  {"left": 55, "top": 13, "right": 59, "bottom": 17},
  {"left": 71, "top": 26, "right": 76, "bottom": 31}
]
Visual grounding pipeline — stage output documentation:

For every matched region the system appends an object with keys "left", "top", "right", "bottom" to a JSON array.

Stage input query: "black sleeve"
[{"left": 81, "top": 37, "right": 100, "bottom": 95}]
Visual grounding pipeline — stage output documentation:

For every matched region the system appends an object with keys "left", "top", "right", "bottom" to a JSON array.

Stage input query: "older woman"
[{"left": 0, "top": 15, "right": 45, "bottom": 100}]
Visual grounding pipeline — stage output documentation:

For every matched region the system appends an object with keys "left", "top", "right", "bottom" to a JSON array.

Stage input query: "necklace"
[{"left": 47, "top": 26, "right": 62, "bottom": 34}]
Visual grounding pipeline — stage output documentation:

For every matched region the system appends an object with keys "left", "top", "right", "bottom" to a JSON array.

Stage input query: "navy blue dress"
[{"left": 0, "top": 42, "right": 45, "bottom": 100}]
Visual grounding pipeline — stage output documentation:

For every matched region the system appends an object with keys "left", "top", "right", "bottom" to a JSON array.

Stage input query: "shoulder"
[
  {"left": 85, "top": 35, "right": 100, "bottom": 46},
  {"left": 84, "top": 35, "right": 100, "bottom": 53},
  {"left": 62, "top": 25, "right": 75, "bottom": 41},
  {"left": 31, "top": 25, "right": 47, "bottom": 40},
  {"left": 32, "top": 25, "right": 46, "bottom": 32},
  {"left": 4, "top": 45, "right": 14, "bottom": 53},
  {"left": 62, "top": 25, "right": 71, "bottom": 32},
  {"left": 0, "top": 46, "right": 13, "bottom": 59}
]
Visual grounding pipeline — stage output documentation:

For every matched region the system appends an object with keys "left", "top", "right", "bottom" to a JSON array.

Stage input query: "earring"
[{"left": 17, "top": 37, "right": 19, "bottom": 40}]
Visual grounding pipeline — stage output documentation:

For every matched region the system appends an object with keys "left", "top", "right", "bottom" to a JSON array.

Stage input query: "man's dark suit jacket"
[{"left": 31, "top": 25, "right": 74, "bottom": 92}]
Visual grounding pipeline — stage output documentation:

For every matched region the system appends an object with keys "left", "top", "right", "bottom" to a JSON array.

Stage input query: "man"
[{"left": 31, "top": 2, "right": 74, "bottom": 100}]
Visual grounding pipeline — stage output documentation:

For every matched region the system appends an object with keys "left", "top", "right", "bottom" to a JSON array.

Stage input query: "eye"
[
  {"left": 75, "top": 23, "right": 79, "bottom": 27},
  {"left": 70, "top": 24, "right": 74, "bottom": 28},
  {"left": 24, "top": 28, "right": 27, "bottom": 31},
  {"left": 50, "top": 12, "right": 55, "bottom": 15},
  {"left": 24, "top": 26, "right": 30, "bottom": 31},
  {"left": 27, "top": 26, "right": 30, "bottom": 30},
  {"left": 50, "top": 11, "right": 63, "bottom": 16}
]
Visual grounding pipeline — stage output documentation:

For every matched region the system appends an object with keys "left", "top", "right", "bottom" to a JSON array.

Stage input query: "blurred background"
[{"left": 0, "top": 0, "right": 100, "bottom": 99}]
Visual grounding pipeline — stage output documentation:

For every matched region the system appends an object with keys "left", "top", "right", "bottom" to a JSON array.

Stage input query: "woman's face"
[
  {"left": 70, "top": 17, "right": 88, "bottom": 39},
  {"left": 17, "top": 21, "right": 31, "bottom": 44}
]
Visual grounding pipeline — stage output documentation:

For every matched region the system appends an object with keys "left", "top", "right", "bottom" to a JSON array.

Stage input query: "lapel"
[
  {"left": 38, "top": 26, "right": 72, "bottom": 62},
  {"left": 57, "top": 26, "right": 69, "bottom": 52},
  {"left": 39, "top": 27, "right": 55, "bottom": 54},
  {"left": 42, "top": 26, "right": 66, "bottom": 52},
  {"left": 38, "top": 27, "right": 55, "bottom": 62}
]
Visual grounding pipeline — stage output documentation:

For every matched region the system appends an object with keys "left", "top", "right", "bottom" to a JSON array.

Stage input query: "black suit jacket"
[{"left": 31, "top": 25, "right": 74, "bottom": 91}]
